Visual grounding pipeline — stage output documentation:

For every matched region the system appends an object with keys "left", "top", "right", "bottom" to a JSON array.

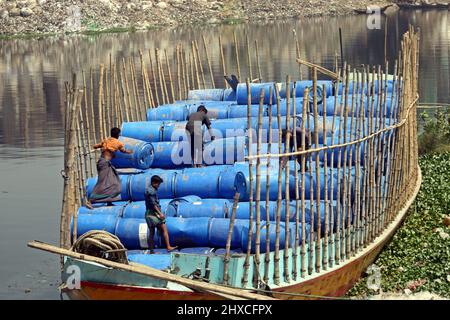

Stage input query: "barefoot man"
[{"left": 145, "top": 175, "right": 177, "bottom": 253}]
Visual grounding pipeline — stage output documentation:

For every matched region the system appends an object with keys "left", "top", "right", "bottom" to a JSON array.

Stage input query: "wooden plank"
[{"left": 27, "top": 241, "right": 276, "bottom": 301}]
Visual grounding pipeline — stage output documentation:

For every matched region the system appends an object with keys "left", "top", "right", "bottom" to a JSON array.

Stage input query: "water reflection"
[
  {"left": 1, "top": 10, "right": 449, "bottom": 153},
  {"left": 0, "top": 9, "right": 448, "bottom": 300}
]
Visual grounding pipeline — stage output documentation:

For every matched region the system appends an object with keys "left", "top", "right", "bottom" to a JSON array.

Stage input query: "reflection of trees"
[{"left": 0, "top": 11, "right": 448, "bottom": 149}]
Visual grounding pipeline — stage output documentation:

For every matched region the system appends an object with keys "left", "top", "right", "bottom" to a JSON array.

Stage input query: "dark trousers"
[{"left": 187, "top": 130, "right": 203, "bottom": 166}]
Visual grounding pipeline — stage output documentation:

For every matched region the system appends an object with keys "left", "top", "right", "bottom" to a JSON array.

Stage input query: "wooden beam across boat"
[{"left": 27, "top": 240, "right": 276, "bottom": 301}]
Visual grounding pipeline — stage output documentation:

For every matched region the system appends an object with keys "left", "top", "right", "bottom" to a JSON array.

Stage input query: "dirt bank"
[{"left": 0, "top": 0, "right": 398, "bottom": 37}]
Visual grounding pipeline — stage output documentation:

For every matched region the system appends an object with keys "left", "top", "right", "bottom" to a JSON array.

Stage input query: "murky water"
[{"left": 0, "top": 9, "right": 448, "bottom": 299}]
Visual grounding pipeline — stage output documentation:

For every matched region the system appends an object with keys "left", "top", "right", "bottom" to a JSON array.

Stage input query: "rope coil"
[{"left": 70, "top": 230, "right": 128, "bottom": 264}]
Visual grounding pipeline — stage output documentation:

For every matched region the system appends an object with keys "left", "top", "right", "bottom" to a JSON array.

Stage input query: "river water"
[{"left": 0, "top": 9, "right": 448, "bottom": 299}]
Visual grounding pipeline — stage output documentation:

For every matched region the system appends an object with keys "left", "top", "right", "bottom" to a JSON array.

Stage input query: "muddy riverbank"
[{"left": 0, "top": 0, "right": 399, "bottom": 37}]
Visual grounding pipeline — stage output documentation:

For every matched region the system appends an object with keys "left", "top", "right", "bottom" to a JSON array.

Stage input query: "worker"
[
  {"left": 86, "top": 127, "right": 132, "bottom": 209},
  {"left": 281, "top": 127, "right": 311, "bottom": 170},
  {"left": 145, "top": 175, "right": 177, "bottom": 253},
  {"left": 185, "top": 105, "right": 215, "bottom": 167}
]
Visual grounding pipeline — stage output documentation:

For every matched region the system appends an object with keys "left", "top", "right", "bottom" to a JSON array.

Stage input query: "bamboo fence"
[{"left": 60, "top": 28, "right": 420, "bottom": 289}]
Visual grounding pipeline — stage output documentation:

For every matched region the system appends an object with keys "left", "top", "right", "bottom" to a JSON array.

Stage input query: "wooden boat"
[
  {"left": 29, "top": 28, "right": 421, "bottom": 300},
  {"left": 61, "top": 166, "right": 421, "bottom": 300}
]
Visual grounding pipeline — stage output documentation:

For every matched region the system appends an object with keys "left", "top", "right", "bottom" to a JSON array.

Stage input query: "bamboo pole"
[
  {"left": 189, "top": 52, "right": 195, "bottom": 91},
  {"left": 139, "top": 50, "right": 150, "bottom": 113},
  {"left": 246, "top": 33, "right": 253, "bottom": 81},
  {"left": 300, "top": 88, "right": 308, "bottom": 277},
  {"left": 182, "top": 46, "right": 190, "bottom": 96},
  {"left": 339, "top": 65, "right": 350, "bottom": 260},
  {"left": 296, "top": 58, "right": 339, "bottom": 80},
  {"left": 233, "top": 32, "right": 241, "bottom": 81},
  {"left": 242, "top": 78, "right": 254, "bottom": 288},
  {"left": 114, "top": 64, "right": 124, "bottom": 125},
  {"left": 223, "top": 193, "right": 240, "bottom": 285},
  {"left": 156, "top": 48, "right": 169, "bottom": 105},
  {"left": 321, "top": 84, "right": 329, "bottom": 269},
  {"left": 351, "top": 71, "right": 362, "bottom": 253},
  {"left": 122, "top": 59, "right": 133, "bottom": 122},
  {"left": 334, "top": 64, "right": 346, "bottom": 264},
  {"left": 368, "top": 66, "right": 376, "bottom": 244},
  {"left": 98, "top": 64, "right": 105, "bottom": 139},
  {"left": 273, "top": 85, "right": 282, "bottom": 284},
  {"left": 306, "top": 89, "right": 315, "bottom": 275},
  {"left": 194, "top": 40, "right": 206, "bottom": 89},
  {"left": 312, "top": 68, "right": 322, "bottom": 273},
  {"left": 175, "top": 45, "right": 183, "bottom": 100},
  {"left": 73, "top": 120, "right": 86, "bottom": 243},
  {"left": 328, "top": 76, "right": 341, "bottom": 267},
  {"left": 253, "top": 88, "right": 264, "bottom": 287},
  {"left": 264, "top": 86, "right": 273, "bottom": 284},
  {"left": 82, "top": 70, "right": 94, "bottom": 177},
  {"left": 255, "top": 40, "right": 262, "bottom": 82},
  {"left": 283, "top": 75, "right": 291, "bottom": 282},
  {"left": 291, "top": 82, "right": 300, "bottom": 280},
  {"left": 132, "top": 56, "right": 145, "bottom": 120},
  {"left": 164, "top": 49, "right": 176, "bottom": 103},
  {"left": 219, "top": 35, "right": 227, "bottom": 88},
  {"left": 89, "top": 69, "right": 96, "bottom": 144},
  {"left": 293, "top": 29, "right": 302, "bottom": 80},
  {"left": 60, "top": 88, "right": 82, "bottom": 250},
  {"left": 192, "top": 41, "right": 201, "bottom": 90},
  {"left": 118, "top": 68, "right": 130, "bottom": 123},
  {"left": 129, "top": 57, "right": 141, "bottom": 121},
  {"left": 148, "top": 49, "right": 160, "bottom": 107},
  {"left": 103, "top": 66, "right": 109, "bottom": 134},
  {"left": 346, "top": 68, "right": 357, "bottom": 257},
  {"left": 202, "top": 35, "right": 216, "bottom": 89}
]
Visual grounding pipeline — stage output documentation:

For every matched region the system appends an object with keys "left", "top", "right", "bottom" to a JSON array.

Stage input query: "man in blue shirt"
[{"left": 145, "top": 175, "right": 177, "bottom": 253}]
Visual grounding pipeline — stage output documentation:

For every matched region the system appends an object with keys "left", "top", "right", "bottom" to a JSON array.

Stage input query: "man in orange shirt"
[{"left": 86, "top": 127, "right": 132, "bottom": 209}]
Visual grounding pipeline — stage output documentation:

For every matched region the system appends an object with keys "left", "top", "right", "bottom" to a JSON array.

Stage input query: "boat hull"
[
  {"left": 65, "top": 281, "right": 221, "bottom": 300},
  {"left": 65, "top": 168, "right": 421, "bottom": 300}
]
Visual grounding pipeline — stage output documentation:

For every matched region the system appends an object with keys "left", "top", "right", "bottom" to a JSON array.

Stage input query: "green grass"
[
  {"left": 221, "top": 17, "right": 245, "bottom": 25},
  {"left": 0, "top": 32, "right": 59, "bottom": 40},
  {"left": 347, "top": 152, "right": 450, "bottom": 298}
]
